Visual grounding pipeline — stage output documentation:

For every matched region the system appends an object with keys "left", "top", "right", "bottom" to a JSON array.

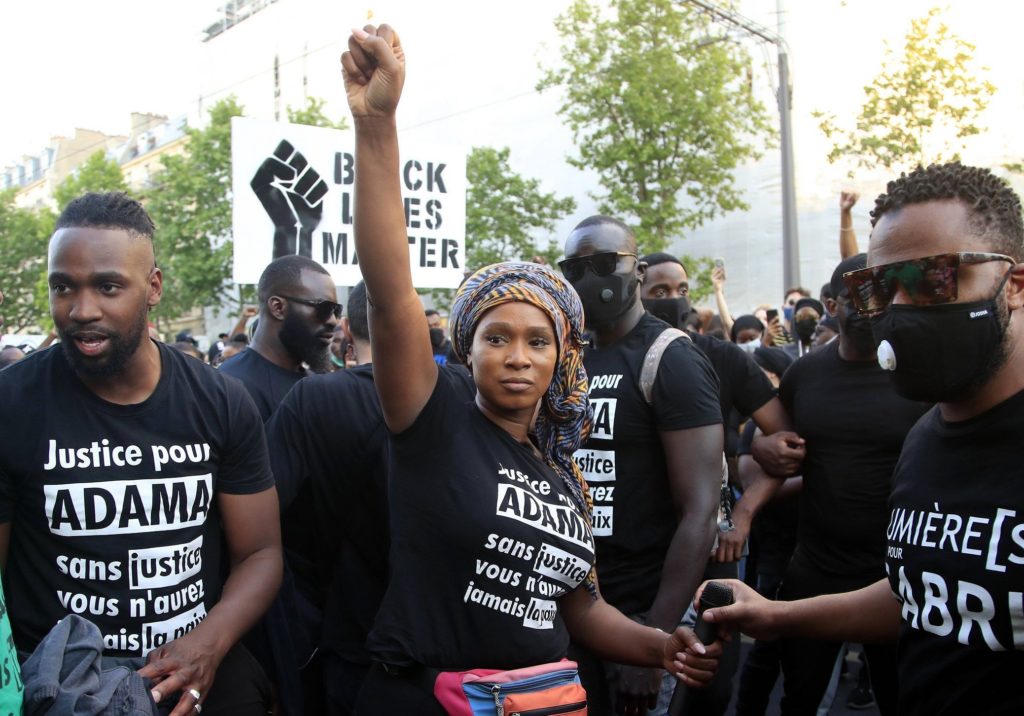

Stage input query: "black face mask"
[
  {"left": 641, "top": 296, "right": 692, "bottom": 329},
  {"left": 843, "top": 311, "right": 877, "bottom": 356},
  {"left": 571, "top": 270, "right": 639, "bottom": 329},
  {"left": 871, "top": 285, "right": 1011, "bottom": 403},
  {"left": 795, "top": 317, "right": 818, "bottom": 342}
]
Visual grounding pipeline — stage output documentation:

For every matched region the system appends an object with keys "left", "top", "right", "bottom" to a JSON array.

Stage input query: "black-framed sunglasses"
[
  {"left": 557, "top": 252, "right": 638, "bottom": 282},
  {"left": 842, "top": 251, "right": 1016, "bottom": 317},
  {"left": 280, "top": 295, "right": 343, "bottom": 321}
]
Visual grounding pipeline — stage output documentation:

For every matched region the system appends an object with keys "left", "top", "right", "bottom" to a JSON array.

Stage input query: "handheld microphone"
[{"left": 668, "top": 581, "right": 734, "bottom": 715}]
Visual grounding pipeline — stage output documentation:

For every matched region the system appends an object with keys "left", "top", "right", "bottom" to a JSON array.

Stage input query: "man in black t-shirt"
[
  {"left": 269, "top": 283, "right": 474, "bottom": 714},
  {"left": 560, "top": 216, "right": 724, "bottom": 715},
  {"left": 220, "top": 254, "right": 340, "bottom": 421},
  {"left": 704, "top": 163, "right": 1024, "bottom": 716},
  {"left": 735, "top": 254, "right": 930, "bottom": 715},
  {"left": 638, "top": 252, "right": 792, "bottom": 714},
  {"left": 0, "top": 192, "right": 282, "bottom": 716}
]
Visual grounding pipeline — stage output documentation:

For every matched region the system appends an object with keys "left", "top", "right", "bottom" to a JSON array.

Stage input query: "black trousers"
[
  {"left": 353, "top": 663, "right": 446, "bottom": 715},
  {"left": 775, "top": 557, "right": 897, "bottom": 716}
]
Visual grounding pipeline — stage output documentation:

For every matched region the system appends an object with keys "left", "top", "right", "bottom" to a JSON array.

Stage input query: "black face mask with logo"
[
  {"left": 641, "top": 296, "right": 692, "bottom": 330},
  {"left": 871, "top": 290, "right": 1009, "bottom": 403},
  {"left": 571, "top": 270, "right": 640, "bottom": 329}
]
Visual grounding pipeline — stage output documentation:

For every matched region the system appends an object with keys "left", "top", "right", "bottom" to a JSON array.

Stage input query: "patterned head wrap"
[{"left": 450, "top": 261, "right": 597, "bottom": 595}]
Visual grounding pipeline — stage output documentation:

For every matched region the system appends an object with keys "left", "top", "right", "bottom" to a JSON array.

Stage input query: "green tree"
[
  {"left": 145, "top": 98, "right": 245, "bottom": 326},
  {"left": 53, "top": 150, "right": 128, "bottom": 210},
  {"left": 466, "top": 146, "right": 576, "bottom": 268},
  {"left": 418, "top": 146, "right": 577, "bottom": 311},
  {"left": 817, "top": 7, "right": 996, "bottom": 174},
  {"left": 538, "top": 0, "right": 773, "bottom": 254},
  {"left": 287, "top": 96, "right": 349, "bottom": 130},
  {"left": 0, "top": 191, "right": 54, "bottom": 332}
]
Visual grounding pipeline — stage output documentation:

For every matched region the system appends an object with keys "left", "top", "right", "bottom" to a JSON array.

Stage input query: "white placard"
[{"left": 231, "top": 117, "right": 466, "bottom": 287}]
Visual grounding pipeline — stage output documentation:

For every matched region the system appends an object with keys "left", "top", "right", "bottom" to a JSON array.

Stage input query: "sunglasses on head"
[
  {"left": 281, "top": 295, "right": 343, "bottom": 321},
  {"left": 842, "top": 252, "right": 1015, "bottom": 317},
  {"left": 558, "top": 252, "right": 637, "bottom": 282}
]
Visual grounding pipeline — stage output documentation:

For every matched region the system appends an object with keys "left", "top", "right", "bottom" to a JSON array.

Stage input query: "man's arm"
[
  {"left": 647, "top": 424, "right": 724, "bottom": 631},
  {"left": 839, "top": 191, "right": 859, "bottom": 259},
  {"left": 229, "top": 306, "right": 258, "bottom": 340},
  {"left": 711, "top": 267, "right": 734, "bottom": 338},
  {"left": 715, "top": 454, "right": 799, "bottom": 563},
  {"left": 139, "top": 488, "right": 283, "bottom": 715},
  {"left": 700, "top": 577, "right": 901, "bottom": 645}
]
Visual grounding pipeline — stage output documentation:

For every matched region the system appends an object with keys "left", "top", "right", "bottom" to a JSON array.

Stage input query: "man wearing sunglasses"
[
  {"left": 699, "top": 163, "right": 1024, "bottom": 716},
  {"left": 560, "top": 216, "right": 724, "bottom": 715},
  {"left": 221, "top": 254, "right": 341, "bottom": 421}
]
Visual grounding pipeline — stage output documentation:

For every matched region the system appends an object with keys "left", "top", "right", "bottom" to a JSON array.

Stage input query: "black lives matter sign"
[{"left": 232, "top": 117, "right": 466, "bottom": 288}]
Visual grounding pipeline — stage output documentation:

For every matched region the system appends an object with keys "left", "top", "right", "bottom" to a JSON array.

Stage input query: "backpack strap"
[{"left": 639, "top": 327, "right": 690, "bottom": 406}]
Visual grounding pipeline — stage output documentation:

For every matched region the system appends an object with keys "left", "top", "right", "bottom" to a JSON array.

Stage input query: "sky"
[{"left": 3, "top": 0, "right": 1022, "bottom": 309}]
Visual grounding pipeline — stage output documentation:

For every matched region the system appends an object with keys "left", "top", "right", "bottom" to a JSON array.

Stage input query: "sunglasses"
[
  {"left": 558, "top": 252, "right": 637, "bottom": 282},
  {"left": 281, "top": 295, "right": 343, "bottom": 321},
  {"left": 842, "top": 252, "right": 1016, "bottom": 317}
]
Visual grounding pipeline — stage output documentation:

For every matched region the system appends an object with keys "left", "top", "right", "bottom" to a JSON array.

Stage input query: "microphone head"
[{"left": 699, "top": 581, "right": 734, "bottom": 611}]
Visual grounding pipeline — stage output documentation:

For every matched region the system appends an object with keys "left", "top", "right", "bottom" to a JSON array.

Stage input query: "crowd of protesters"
[{"left": 0, "top": 22, "right": 1022, "bottom": 716}]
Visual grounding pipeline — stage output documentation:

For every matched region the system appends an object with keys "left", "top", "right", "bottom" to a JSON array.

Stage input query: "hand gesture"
[
  {"left": 342, "top": 25, "right": 406, "bottom": 119},
  {"left": 138, "top": 631, "right": 224, "bottom": 716},
  {"left": 714, "top": 512, "right": 750, "bottom": 563},
  {"left": 711, "top": 266, "right": 726, "bottom": 290},
  {"left": 250, "top": 140, "right": 328, "bottom": 259},
  {"left": 698, "top": 579, "right": 781, "bottom": 641},
  {"left": 751, "top": 431, "right": 806, "bottom": 477},
  {"left": 840, "top": 191, "right": 859, "bottom": 213},
  {"left": 615, "top": 665, "right": 663, "bottom": 715},
  {"left": 761, "top": 315, "right": 782, "bottom": 347},
  {"left": 662, "top": 626, "right": 722, "bottom": 688}
]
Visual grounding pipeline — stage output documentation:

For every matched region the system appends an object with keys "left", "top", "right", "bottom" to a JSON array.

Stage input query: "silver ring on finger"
[
  {"left": 193, "top": 704, "right": 202, "bottom": 714},
  {"left": 188, "top": 689, "right": 201, "bottom": 701}
]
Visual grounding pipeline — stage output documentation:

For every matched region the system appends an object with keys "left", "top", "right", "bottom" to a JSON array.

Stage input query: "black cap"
[
  {"left": 793, "top": 297, "right": 824, "bottom": 316},
  {"left": 830, "top": 253, "right": 867, "bottom": 301}
]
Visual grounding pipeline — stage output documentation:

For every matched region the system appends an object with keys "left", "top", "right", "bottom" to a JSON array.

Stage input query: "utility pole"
[{"left": 683, "top": 0, "right": 801, "bottom": 289}]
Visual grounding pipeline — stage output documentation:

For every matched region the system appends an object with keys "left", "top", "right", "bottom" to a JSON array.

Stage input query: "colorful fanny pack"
[{"left": 433, "top": 660, "right": 587, "bottom": 716}]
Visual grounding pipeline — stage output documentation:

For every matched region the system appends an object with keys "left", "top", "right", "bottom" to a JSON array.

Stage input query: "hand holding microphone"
[{"left": 668, "top": 581, "right": 735, "bottom": 715}]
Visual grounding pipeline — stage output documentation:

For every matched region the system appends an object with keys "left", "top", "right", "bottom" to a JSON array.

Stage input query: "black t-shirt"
[
  {"left": 575, "top": 313, "right": 721, "bottom": 614},
  {"left": 886, "top": 389, "right": 1024, "bottom": 715},
  {"left": 0, "top": 343, "right": 274, "bottom": 657},
  {"left": 779, "top": 340, "right": 929, "bottom": 580},
  {"left": 266, "top": 363, "right": 474, "bottom": 665},
  {"left": 367, "top": 368, "right": 596, "bottom": 670},
  {"left": 219, "top": 347, "right": 305, "bottom": 422},
  {"left": 689, "top": 332, "right": 774, "bottom": 457}
]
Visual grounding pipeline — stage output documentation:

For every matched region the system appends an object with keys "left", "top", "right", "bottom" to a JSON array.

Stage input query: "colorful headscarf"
[{"left": 450, "top": 261, "right": 597, "bottom": 595}]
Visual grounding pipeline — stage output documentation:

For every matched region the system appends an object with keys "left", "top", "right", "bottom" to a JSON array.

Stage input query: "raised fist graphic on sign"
[{"left": 250, "top": 140, "right": 329, "bottom": 259}]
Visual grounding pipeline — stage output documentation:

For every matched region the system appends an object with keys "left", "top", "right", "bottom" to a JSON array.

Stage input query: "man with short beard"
[
  {"left": 0, "top": 192, "right": 282, "bottom": 715},
  {"left": 220, "top": 255, "right": 340, "bottom": 421}
]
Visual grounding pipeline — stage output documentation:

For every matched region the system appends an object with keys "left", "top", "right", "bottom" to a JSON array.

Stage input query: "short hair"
[
  {"left": 870, "top": 162, "right": 1024, "bottom": 261},
  {"left": 572, "top": 215, "right": 638, "bottom": 252},
  {"left": 55, "top": 192, "right": 155, "bottom": 239},
  {"left": 640, "top": 252, "right": 684, "bottom": 270},
  {"left": 347, "top": 281, "right": 369, "bottom": 341},
  {"left": 819, "top": 282, "right": 833, "bottom": 302},
  {"left": 784, "top": 286, "right": 810, "bottom": 299},
  {"left": 257, "top": 255, "right": 331, "bottom": 304},
  {"left": 425, "top": 308, "right": 440, "bottom": 318}
]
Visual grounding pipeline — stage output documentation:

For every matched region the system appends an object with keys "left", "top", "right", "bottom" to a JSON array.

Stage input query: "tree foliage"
[
  {"left": 287, "top": 96, "right": 349, "bottom": 131},
  {"left": 53, "top": 150, "right": 128, "bottom": 210},
  {"left": 0, "top": 191, "right": 54, "bottom": 332},
  {"left": 817, "top": 8, "right": 996, "bottom": 174},
  {"left": 466, "top": 146, "right": 576, "bottom": 268},
  {"left": 145, "top": 98, "right": 244, "bottom": 324},
  {"left": 539, "top": 0, "right": 773, "bottom": 254}
]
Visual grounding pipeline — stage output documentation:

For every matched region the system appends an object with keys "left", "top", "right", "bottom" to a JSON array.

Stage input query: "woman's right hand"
[{"left": 341, "top": 24, "right": 406, "bottom": 120}]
